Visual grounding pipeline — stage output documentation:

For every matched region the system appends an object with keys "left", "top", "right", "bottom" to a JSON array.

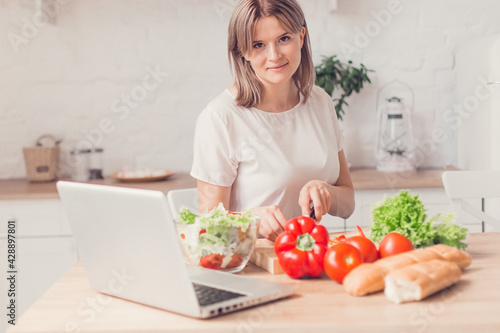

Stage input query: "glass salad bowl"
[{"left": 174, "top": 204, "right": 260, "bottom": 273}]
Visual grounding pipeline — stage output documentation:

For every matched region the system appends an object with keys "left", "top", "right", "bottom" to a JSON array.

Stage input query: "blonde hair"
[{"left": 228, "top": 0, "right": 315, "bottom": 108}]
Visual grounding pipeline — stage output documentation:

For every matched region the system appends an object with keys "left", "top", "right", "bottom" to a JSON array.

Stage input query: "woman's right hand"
[{"left": 251, "top": 205, "right": 288, "bottom": 242}]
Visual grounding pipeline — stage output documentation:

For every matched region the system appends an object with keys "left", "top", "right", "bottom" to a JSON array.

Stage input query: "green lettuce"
[
  {"left": 182, "top": 203, "right": 258, "bottom": 231},
  {"left": 177, "top": 203, "right": 259, "bottom": 248},
  {"left": 369, "top": 190, "right": 468, "bottom": 249},
  {"left": 430, "top": 213, "right": 469, "bottom": 250},
  {"left": 178, "top": 207, "right": 197, "bottom": 224}
]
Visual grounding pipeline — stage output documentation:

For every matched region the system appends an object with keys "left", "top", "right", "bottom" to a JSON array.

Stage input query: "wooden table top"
[
  {"left": 0, "top": 173, "right": 197, "bottom": 200},
  {"left": 9, "top": 233, "right": 500, "bottom": 333},
  {"left": 349, "top": 166, "right": 458, "bottom": 190},
  {"left": 0, "top": 167, "right": 456, "bottom": 200}
]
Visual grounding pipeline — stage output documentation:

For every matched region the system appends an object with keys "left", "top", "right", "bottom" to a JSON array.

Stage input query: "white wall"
[{"left": 2, "top": 0, "right": 500, "bottom": 179}]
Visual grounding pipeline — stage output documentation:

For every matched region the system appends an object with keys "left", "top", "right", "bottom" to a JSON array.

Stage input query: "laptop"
[{"left": 56, "top": 181, "right": 293, "bottom": 318}]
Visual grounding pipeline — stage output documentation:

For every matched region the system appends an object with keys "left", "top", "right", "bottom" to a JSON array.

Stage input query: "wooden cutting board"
[
  {"left": 249, "top": 238, "right": 283, "bottom": 274},
  {"left": 249, "top": 230, "right": 359, "bottom": 274}
]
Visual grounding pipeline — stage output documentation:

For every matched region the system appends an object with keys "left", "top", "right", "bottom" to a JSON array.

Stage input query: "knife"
[{"left": 309, "top": 202, "right": 316, "bottom": 221}]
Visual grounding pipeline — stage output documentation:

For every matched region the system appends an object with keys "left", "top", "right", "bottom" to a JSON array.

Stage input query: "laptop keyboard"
[{"left": 192, "top": 283, "right": 245, "bottom": 306}]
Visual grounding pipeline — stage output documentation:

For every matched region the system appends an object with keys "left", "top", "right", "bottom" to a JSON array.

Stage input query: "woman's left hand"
[{"left": 298, "top": 180, "right": 332, "bottom": 222}]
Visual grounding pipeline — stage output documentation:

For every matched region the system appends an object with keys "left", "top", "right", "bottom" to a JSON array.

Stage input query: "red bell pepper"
[{"left": 274, "top": 216, "right": 329, "bottom": 279}]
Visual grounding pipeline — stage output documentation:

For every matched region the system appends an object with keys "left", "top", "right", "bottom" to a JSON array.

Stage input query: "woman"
[{"left": 191, "top": 0, "right": 354, "bottom": 241}]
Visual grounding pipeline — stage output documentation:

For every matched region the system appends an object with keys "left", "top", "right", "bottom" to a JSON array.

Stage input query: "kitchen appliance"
[{"left": 375, "top": 81, "right": 416, "bottom": 172}]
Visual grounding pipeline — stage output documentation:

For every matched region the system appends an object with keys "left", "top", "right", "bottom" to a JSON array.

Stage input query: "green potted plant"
[{"left": 315, "top": 55, "right": 373, "bottom": 121}]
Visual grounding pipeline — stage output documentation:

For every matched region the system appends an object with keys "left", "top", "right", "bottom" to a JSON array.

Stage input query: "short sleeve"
[
  {"left": 190, "top": 109, "right": 238, "bottom": 187},
  {"left": 330, "top": 105, "right": 345, "bottom": 152},
  {"left": 320, "top": 87, "right": 344, "bottom": 152}
]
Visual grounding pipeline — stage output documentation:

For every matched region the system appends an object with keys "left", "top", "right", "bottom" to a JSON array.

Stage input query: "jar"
[
  {"left": 88, "top": 148, "right": 104, "bottom": 180},
  {"left": 71, "top": 149, "right": 90, "bottom": 182}
]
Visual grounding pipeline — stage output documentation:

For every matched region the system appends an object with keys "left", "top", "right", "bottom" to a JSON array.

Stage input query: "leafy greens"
[
  {"left": 369, "top": 190, "right": 468, "bottom": 250},
  {"left": 177, "top": 203, "right": 259, "bottom": 248}
]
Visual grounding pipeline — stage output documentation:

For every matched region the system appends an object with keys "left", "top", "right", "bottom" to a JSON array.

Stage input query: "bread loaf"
[
  {"left": 384, "top": 259, "right": 462, "bottom": 304},
  {"left": 343, "top": 263, "right": 388, "bottom": 296},
  {"left": 343, "top": 244, "right": 471, "bottom": 297},
  {"left": 405, "top": 247, "right": 443, "bottom": 263},
  {"left": 427, "top": 244, "right": 472, "bottom": 268},
  {"left": 373, "top": 254, "right": 417, "bottom": 270}
]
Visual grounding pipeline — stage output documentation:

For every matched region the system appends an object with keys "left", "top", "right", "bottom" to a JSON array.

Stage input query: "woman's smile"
[
  {"left": 267, "top": 62, "right": 289, "bottom": 71},
  {"left": 245, "top": 16, "right": 305, "bottom": 87}
]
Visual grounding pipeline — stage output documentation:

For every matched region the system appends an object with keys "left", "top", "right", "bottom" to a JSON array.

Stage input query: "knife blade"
[{"left": 309, "top": 203, "right": 316, "bottom": 221}]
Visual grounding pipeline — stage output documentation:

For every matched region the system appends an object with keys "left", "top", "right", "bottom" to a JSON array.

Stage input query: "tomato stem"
[
  {"left": 296, "top": 233, "right": 315, "bottom": 252},
  {"left": 356, "top": 225, "right": 366, "bottom": 238}
]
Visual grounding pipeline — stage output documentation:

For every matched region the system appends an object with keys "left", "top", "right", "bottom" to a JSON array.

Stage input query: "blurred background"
[{"left": 2, "top": 0, "right": 500, "bottom": 179}]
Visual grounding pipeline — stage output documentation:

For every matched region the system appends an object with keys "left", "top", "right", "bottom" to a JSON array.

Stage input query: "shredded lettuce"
[
  {"left": 178, "top": 207, "right": 197, "bottom": 224},
  {"left": 179, "top": 203, "right": 258, "bottom": 230},
  {"left": 177, "top": 203, "right": 259, "bottom": 249},
  {"left": 369, "top": 190, "right": 469, "bottom": 250}
]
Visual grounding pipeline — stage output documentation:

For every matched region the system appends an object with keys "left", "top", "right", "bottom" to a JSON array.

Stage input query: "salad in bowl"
[{"left": 175, "top": 203, "right": 260, "bottom": 273}]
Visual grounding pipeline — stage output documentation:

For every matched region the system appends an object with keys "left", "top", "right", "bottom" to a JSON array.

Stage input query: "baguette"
[
  {"left": 427, "top": 244, "right": 472, "bottom": 268},
  {"left": 343, "top": 244, "right": 471, "bottom": 296},
  {"left": 384, "top": 259, "right": 462, "bottom": 304},
  {"left": 373, "top": 253, "right": 417, "bottom": 270},
  {"left": 343, "top": 263, "right": 388, "bottom": 296}
]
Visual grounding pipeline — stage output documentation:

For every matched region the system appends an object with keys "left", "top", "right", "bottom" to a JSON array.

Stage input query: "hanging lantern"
[{"left": 375, "top": 81, "right": 416, "bottom": 172}]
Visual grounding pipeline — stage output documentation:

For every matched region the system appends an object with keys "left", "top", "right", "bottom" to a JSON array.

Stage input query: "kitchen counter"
[
  {"left": 8, "top": 232, "right": 500, "bottom": 333},
  {"left": 0, "top": 167, "right": 456, "bottom": 200},
  {"left": 0, "top": 172, "right": 197, "bottom": 200},
  {"left": 349, "top": 166, "right": 458, "bottom": 190}
]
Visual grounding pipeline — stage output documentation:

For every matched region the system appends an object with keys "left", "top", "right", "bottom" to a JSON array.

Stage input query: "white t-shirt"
[{"left": 190, "top": 85, "right": 344, "bottom": 219}]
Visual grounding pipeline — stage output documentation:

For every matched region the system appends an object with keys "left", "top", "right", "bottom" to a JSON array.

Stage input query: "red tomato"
[
  {"left": 199, "top": 253, "right": 223, "bottom": 269},
  {"left": 324, "top": 243, "right": 363, "bottom": 283},
  {"left": 226, "top": 253, "right": 243, "bottom": 269},
  {"left": 345, "top": 236, "right": 379, "bottom": 263},
  {"left": 328, "top": 234, "right": 346, "bottom": 247},
  {"left": 199, "top": 253, "right": 243, "bottom": 270},
  {"left": 378, "top": 232, "right": 414, "bottom": 258}
]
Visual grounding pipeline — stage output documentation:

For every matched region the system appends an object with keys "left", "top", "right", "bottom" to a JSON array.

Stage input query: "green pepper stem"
[{"left": 296, "top": 233, "right": 316, "bottom": 252}]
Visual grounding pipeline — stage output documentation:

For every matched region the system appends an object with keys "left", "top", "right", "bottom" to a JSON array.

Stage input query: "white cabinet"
[
  {"left": 0, "top": 198, "right": 77, "bottom": 331},
  {"left": 0, "top": 199, "right": 72, "bottom": 236}
]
